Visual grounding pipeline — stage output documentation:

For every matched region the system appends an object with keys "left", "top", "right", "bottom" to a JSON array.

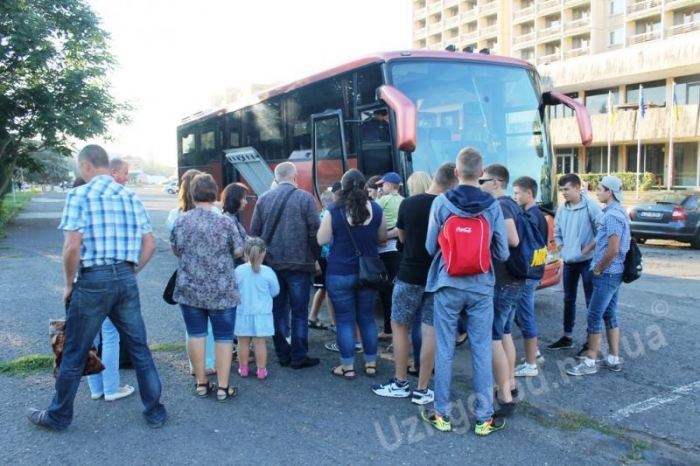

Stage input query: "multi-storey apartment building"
[{"left": 413, "top": 0, "right": 700, "bottom": 187}]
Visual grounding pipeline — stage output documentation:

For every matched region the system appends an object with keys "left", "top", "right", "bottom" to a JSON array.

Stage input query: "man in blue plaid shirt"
[
  {"left": 567, "top": 176, "right": 630, "bottom": 376},
  {"left": 27, "top": 145, "right": 167, "bottom": 430}
]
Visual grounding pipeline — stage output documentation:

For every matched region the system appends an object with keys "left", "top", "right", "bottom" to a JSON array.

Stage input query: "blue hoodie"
[
  {"left": 553, "top": 193, "right": 604, "bottom": 264},
  {"left": 425, "top": 185, "right": 509, "bottom": 297}
]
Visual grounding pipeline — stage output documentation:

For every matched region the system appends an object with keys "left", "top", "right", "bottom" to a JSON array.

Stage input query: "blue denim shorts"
[
  {"left": 391, "top": 280, "right": 434, "bottom": 326},
  {"left": 586, "top": 273, "right": 623, "bottom": 334},
  {"left": 492, "top": 284, "right": 524, "bottom": 340},
  {"left": 180, "top": 304, "right": 235, "bottom": 343}
]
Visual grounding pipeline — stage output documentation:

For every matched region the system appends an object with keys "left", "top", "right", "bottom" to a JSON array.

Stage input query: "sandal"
[
  {"left": 308, "top": 319, "right": 328, "bottom": 330},
  {"left": 217, "top": 385, "right": 238, "bottom": 403},
  {"left": 365, "top": 363, "right": 377, "bottom": 378},
  {"left": 331, "top": 366, "right": 355, "bottom": 380},
  {"left": 195, "top": 381, "right": 216, "bottom": 398}
]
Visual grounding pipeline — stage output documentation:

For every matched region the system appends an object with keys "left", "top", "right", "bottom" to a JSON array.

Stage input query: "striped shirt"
[
  {"left": 591, "top": 202, "right": 630, "bottom": 274},
  {"left": 58, "top": 175, "right": 152, "bottom": 267}
]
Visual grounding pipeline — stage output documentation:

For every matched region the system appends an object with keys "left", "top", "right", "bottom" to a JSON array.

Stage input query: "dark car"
[{"left": 627, "top": 191, "right": 700, "bottom": 249}]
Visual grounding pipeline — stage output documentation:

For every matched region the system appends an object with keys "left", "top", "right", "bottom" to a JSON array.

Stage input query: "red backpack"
[{"left": 438, "top": 214, "right": 491, "bottom": 276}]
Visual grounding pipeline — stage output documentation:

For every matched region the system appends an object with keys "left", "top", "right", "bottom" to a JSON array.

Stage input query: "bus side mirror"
[
  {"left": 378, "top": 85, "right": 417, "bottom": 153},
  {"left": 543, "top": 91, "right": 593, "bottom": 146}
]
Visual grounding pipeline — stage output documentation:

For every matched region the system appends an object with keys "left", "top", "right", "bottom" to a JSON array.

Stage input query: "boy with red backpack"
[{"left": 422, "top": 147, "right": 509, "bottom": 436}]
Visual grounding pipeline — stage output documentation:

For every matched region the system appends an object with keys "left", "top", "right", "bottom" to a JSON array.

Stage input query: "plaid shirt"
[
  {"left": 58, "top": 175, "right": 152, "bottom": 267},
  {"left": 591, "top": 201, "right": 630, "bottom": 274}
]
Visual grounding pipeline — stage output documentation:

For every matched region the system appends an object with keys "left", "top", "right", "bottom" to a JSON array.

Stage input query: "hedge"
[{"left": 557, "top": 172, "right": 655, "bottom": 191}]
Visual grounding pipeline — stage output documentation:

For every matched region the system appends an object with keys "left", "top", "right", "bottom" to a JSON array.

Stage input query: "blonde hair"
[
  {"left": 244, "top": 237, "right": 266, "bottom": 273},
  {"left": 178, "top": 169, "right": 202, "bottom": 212},
  {"left": 407, "top": 171, "right": 432, "bottom": 196}
]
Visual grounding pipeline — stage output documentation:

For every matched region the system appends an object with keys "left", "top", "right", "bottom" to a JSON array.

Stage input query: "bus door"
[
  {"left": 310, "top": 110, "right": 348, "bottom": 200},
  {"left": 358, "top": 108, "right": 394, "bottom": 180}
]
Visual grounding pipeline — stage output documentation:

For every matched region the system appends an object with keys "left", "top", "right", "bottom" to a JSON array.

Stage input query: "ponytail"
[{"left": 244, "top": 237, "right": 266, "bottom": 273}]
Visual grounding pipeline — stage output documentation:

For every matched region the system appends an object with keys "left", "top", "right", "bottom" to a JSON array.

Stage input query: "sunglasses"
[{"left": 478, "top": 178, "right": 499, "bottom": 185}]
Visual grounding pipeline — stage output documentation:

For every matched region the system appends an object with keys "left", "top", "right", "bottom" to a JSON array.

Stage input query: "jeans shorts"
[
  {"left": 492, "top": 283, "right": 524, "bottom": 340},
  {"left": 180, "top": 304, "right": 235, "bottom": 343},
  {"left": 391, "top": 279, "right": 434, "bottom": 326}
]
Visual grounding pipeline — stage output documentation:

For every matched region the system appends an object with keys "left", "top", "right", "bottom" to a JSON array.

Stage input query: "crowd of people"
[{"left": 27, "top": 144, "right": 631, "bottom": 438}]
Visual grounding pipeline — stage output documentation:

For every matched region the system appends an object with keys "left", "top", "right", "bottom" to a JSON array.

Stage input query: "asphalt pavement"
[{"left": 0, "top": 188, "right": 698, "bottom": 465}]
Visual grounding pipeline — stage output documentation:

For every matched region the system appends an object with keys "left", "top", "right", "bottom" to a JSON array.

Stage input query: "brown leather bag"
[{"left": 49, "top": 319, "right": 105, "bottom": 377}]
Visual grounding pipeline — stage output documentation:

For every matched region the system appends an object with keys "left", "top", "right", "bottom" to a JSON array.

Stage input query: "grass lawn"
[{"left": 0, "top": 191, "right": 35, "bottom": 237}]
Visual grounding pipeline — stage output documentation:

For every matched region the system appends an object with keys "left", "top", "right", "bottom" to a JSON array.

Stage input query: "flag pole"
[
  {"left": 607, "top": 90, "right": 612, "bottom": 175},
  {"left": 667, "top": 81, "right": 675, "bottom": 191},
  {"left": 636, "top": 85, "right": 643, "bottom": 200}
]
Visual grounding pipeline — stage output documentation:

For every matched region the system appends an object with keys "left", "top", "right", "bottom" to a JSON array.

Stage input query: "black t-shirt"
[
  {"left": 396, "top": 193, "right": 437, "bottom": 286},
  {"left": 495, "top": 196, "right": 526, "bottom": 287}
]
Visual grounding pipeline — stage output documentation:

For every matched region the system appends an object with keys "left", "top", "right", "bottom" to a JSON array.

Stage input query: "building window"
[
  {"left": 585, "top": 88, "right": 619, "bottom": 115},
  {"left": 677, "top": 74, "right": 700, "bottom": 105},
  {"left": 550, "top": 92, "right": 579, "bottom": 119},
  {"left": 609, "top": 0, "right": 623, "bottom": 15},
  {"left": 573, "top": 35, "right": 589, "bottom": 50},
  {"left": 588, "top": 146, "right": 618, "bottom": 173},
  {"left": 626, "top": 80, "right": 665, "bottom": 107},
  {"left": 609, "top": 28, "right": 623, "bottom": 46},
  {"left": 635, "top": 19, "right": 661, "bottom": 34}
]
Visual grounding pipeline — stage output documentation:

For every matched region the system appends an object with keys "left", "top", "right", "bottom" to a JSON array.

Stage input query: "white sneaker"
[
  {"left": 514, "top": 363, "right": 538, "bottom": 377},
  {"left": 372, "top": 378, "right": 410, "bottom": 398},
  {"left": 411, "top": 388, "right": 434, "bottom": 405},
  {"left": 91, "top": 392, "right": 103, "bottom": 400},
  {"left": 519, "top": 354, "right": 545, "bottom": 365},
  {"left": 104, "top": 385, "right": 135, "bottom": 401}
]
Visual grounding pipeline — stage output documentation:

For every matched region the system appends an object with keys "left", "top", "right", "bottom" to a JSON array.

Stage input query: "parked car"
[
  {"left": 164, "top": 180, "right": 178, "bottom": 194},
  {"left": 627, "top": 190, "right": 700, "bottom": 249}
]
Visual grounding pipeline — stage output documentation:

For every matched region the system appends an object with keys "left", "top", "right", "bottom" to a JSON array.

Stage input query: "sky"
[{"left": 86, "top": 0, "right": 413, "bottom": 167}]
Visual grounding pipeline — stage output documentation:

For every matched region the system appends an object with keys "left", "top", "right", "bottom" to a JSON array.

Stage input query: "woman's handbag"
[
  {"left": 49, "top": 319, "right": 105, "bottom": 377},
  {"left": 340, "top": 209, "right": 390, "bottom": 289},
  {"left": 163, "top": 270, "right": 177, "bottom": 305}
]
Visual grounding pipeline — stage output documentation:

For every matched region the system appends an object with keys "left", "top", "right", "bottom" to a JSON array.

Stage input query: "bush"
[{"left": 559, "top": 172, "right": 655, "bottom": 191}]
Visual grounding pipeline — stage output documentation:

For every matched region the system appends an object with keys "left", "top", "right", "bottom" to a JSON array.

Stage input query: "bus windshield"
[{"left": 390, "top": 60, "right": 553, "bottom": 206}]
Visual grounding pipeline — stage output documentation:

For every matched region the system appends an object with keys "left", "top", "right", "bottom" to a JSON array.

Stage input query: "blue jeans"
[
  {"left": 87, "top": 318, "right": 120, "bottom": 396},
  {"left": 433, "top": 287, "right": 494, "bottom": 422},
  {"left": 179, "top": 304, "right": 235, "bottom": 343},
  {"left": 272, "top": 270, "right": 312, "bottom": 364},
  {"left": 586, "top": 273, "right": 623, "bottom": 335},
  {"left": 492, "top": 284, "right": 524, "bottom": 340},
  {"left": 326, "top": 274, "right": 378, "bottom": 365},
  {"left": 515, "top": 279, "right": 540, "bottom": 339},
  {"left": 562, "top": 260, "right": 593, "bottom": 335},
  {"left": 45, "top": 263, "right": 166, "bottom": 429}
]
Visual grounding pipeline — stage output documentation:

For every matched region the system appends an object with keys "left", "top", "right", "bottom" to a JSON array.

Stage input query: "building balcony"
[
  {"left": 563, "top": 17, "right": 590, "bottom": 34},
  {"left": 513, "top": 31, "right": 536, "bottom": 46},
  {"left": 564, "top": 0, "right": 589, "bottom": 7},
  {"left": 665, "top": 0, "right": 699, "bottom": 9},
  {"left": 413, "top": 6, "right": 427, "bottom": 19},
  {"left": 539, "top": 25, "right": 562, "bottom": 40},
  {"left": 428, "top": 1, "right": 443, "bottom": 15},
  {"left": 538, "top": 0, "right": 561, "bottom": 14},
  {"left": 444, "top": 14, "right": 460, "bottom": 29},
  {"left": 538, "top": 52, "right": 562, "bottom": 65},
  {"left": 565, "top": 47, "right": 590, "bottom": 58},
  {"left": 413, "top": 27, "right": 427, "bottom": 39},
  {"left": 628, "top": 30, "right": 661, "bottom": 45},
  {"left": 513, "top": 6, "right": 535, "bottom": 23},
  {"left": 480, "top": 1, "right": 499, "bottom": 16},
  {"left": 666, "top": 20, "right": 700, "bottom": 37},
  {"left": 481, "top": 24, "right": 498, "bottom": 38},
  {"left": 443, "top": 0, "right": 459, "bottom": 7},
  {"left": 461, "top": 31, "right": 478, "bottom": 43},
  {"left": 461, "top": 8, "right": 477, "bottom": 22},
  {"left": 428, "top": 23, "right": 443, "bottom": 34},
  {"left": 626, "top": 0, "right": 662, "bottom": 18}
]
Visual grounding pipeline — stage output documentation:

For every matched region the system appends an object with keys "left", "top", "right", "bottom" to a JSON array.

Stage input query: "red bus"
[{"left": 176, "top": 49, "right": 592, "bottom": 288}]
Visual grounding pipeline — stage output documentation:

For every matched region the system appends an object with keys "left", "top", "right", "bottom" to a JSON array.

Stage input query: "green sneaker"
[
  {"left": 421, "top": 409, "right": 452, "bottom": 432},
  {"left": 475, "top": 416, "right": 505, "bottom": 436}
]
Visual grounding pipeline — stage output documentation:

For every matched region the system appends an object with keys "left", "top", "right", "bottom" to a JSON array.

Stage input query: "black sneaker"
[
  {"left": 291, "top": 357, "right": 320, "bottom": 369},
  {"left": 546, "top": 336, "right": 574, "bottom": 350},
  {"left": 575, "top": 342, "right": 590, "bottom": 360},
  {"left": 494, "top": 401, "right": 516, "bottom": 418}
]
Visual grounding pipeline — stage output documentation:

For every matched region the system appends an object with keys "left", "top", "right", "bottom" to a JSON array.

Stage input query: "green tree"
[
  {"left": 23, "top": 149, "right": 72, "bottom": 186},
  {"left": 0, "top": 0, "right": 129, "bottom": 198}
]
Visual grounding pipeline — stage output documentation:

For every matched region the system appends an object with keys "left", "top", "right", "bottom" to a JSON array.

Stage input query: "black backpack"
[
  {"left": 500, "top": 198, "right": 547, "bottom": 280},
  {"left": 622, "top": 237, "right": 643, "bottom": 284}
]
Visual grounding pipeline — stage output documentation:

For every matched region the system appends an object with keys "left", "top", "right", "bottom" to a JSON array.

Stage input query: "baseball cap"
[
  {"left": 600, "top": 176, "right": 624, "bottom": 202},
  {"left": 376, "top": 172, "right": 402, "bottom": 186}
]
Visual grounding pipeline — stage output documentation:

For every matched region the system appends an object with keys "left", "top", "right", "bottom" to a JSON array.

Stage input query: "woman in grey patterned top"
[{"left": 171, "top": 174, "right": 244, "bottom": 402}]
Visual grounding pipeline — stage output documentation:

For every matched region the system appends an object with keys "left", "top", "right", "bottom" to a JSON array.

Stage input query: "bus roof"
[{"left": 177, "top": 50, "right": 535, "bottom": 129}]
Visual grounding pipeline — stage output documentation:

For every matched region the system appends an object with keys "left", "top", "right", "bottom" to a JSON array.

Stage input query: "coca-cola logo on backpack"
[{"left": 438, "top": 214, "right": 491, "bottom": 276}]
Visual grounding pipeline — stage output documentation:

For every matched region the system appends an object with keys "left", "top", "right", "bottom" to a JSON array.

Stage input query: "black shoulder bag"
[{"left": 341, "top": 209, "right": 390, "bottom": 289}]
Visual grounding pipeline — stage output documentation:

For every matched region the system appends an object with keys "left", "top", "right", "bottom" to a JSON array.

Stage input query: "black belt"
[{"left": 80, "top": 262, "right": 135, "bottom": 274}]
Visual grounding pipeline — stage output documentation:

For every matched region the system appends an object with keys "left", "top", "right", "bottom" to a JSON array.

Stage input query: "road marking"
[
  {"left": 16, "top": 213, "right": 63, "bottom": 219},
  {"left": 611, "top": 380, "right": 700, "bottom": 421}
]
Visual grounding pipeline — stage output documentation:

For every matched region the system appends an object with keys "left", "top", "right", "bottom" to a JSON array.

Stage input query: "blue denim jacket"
[{"left": 425, "top": 185, "right": 509, "bottom": 297}]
